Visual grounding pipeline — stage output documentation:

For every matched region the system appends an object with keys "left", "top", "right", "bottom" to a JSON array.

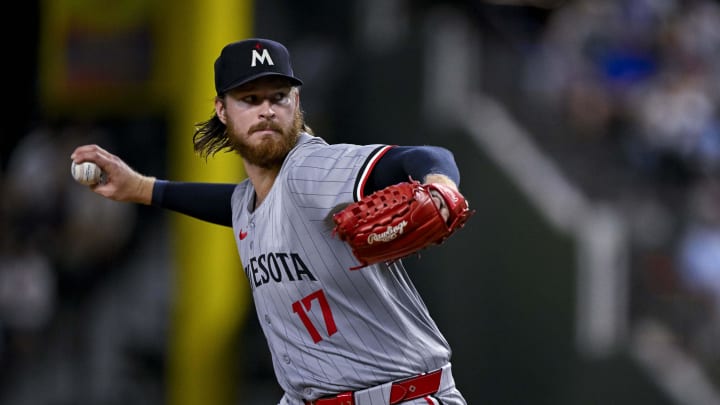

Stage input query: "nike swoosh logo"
[{"left": 239, "top": 230, "right": 248, "bottom": 240}]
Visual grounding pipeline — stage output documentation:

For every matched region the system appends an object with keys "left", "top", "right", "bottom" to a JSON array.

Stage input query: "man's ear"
[
  {"left": 215, "top": 98, "right": 226, "bottom": 123},
  {"left": 293, "top": 87, "right": 300, "bottom": 106}
]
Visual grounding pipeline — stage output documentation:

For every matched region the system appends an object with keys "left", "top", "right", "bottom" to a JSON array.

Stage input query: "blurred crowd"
[
  {"left": 516, "top": 0, "right": 720, "bottom": 382},
  {"left": 0, "top": 120, "right": 170, "bottom": 404},
  {"left": 3, "top": 0, "right": 720, "bottom": 403}
]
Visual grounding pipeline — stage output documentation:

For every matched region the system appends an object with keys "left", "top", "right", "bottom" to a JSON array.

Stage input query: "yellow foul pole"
[{"left": 163, "top": 1, "right": 253, "bottom": 405}]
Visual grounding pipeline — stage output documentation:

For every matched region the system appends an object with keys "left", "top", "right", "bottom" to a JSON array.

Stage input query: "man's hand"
[
  {"left": 332, "top": 179, "right": 475, "bottom": 269},
  {"left": 70, "top": 144, "right": 155, "bottom": 205},
  {"left": 424, "top": 173, "right": 458, "bottom": 223}
]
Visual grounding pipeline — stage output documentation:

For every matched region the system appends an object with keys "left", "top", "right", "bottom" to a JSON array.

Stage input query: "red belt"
[{"left": 305, "top": 369, "right": 442, "bottom": 405}]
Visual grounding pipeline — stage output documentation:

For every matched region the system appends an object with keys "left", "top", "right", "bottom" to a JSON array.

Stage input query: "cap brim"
[{"left": 220, "top": 72, "right": 303, "bottom": 94}]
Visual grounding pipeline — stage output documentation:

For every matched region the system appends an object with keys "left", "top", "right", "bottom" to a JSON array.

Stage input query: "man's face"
[{"left": 218, "top": 76, "right": 302, "bottom": 169}]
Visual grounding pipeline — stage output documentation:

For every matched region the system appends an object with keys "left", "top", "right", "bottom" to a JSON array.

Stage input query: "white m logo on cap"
[{"left": 251, "top": 49, "right": 274, "bottom": 67}]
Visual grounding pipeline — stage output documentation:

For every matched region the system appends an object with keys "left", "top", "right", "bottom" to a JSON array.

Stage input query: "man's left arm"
[{"left": 364, "top": 145, "right": 461, "bottom": 195}]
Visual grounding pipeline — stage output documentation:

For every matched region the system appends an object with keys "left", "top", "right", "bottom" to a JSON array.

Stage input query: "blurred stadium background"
[{"left": 2, "top": 0, "right": 720, "bottom": 404}]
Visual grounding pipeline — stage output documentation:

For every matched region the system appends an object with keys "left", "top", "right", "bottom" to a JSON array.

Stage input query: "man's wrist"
[
  {"left": 137, "top": 175, "right": 156, "bottom": 205},
  {"left": 423, "top": 173, "right": 458, "bottom": 191}
]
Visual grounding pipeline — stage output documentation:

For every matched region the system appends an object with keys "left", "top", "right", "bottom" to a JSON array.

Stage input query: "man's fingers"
[{"left": 430, "top": 190, "right": 450, "bottom": 223}]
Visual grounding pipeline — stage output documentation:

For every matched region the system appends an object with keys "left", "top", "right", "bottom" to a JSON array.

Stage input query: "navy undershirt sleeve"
[
  {"left": 365, "top": 145, "right": 460, "bottom": 195},
  {"left": 152, "top": 180, "right": 235, "bottom": 227},
  {"left": 149, "top": 146, "right": 457, "bottom": 225}
]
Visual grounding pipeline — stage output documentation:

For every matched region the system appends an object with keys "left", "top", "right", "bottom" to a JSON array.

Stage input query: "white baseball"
[{"left": 71, "top": 161, "right": 104, "bottom": 185}]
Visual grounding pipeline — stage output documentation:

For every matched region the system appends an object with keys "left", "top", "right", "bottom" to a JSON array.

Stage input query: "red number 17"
[{"left": 292, "top": 289, "right": 338, "bottom": 343}]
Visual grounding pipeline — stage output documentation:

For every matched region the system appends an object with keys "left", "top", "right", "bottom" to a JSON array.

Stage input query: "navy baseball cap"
[{"left": 214, "top": 38, "right": 303, "bottom": 94}]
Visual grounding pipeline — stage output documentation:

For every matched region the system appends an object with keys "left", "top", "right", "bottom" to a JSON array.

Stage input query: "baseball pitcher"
[{"left": 71, "top": 38, "right": 473, "bottom": 405}]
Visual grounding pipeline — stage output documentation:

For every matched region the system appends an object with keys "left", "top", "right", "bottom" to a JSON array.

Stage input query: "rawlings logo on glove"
[
  {"left": 368, "top": 220, "right": 408, "bottom": 243},
  {"left": 332, "top": 179, "right": 475, "bottom": 270}
]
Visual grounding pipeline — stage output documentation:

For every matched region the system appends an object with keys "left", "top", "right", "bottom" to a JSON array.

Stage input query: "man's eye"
[
  {"left": 273, "top": 93, "right": 290, "bottom": 103},
  {"left": 242, "top": 95, "right": 258, "bottom": 104}
]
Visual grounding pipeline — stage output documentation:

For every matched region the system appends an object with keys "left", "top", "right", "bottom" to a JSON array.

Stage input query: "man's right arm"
[
  {"left": 71, "top": 144, "right": 234, "bottom": 227},
  {"left": 152, "top": 181, "right": 234, "bottom": 227}
]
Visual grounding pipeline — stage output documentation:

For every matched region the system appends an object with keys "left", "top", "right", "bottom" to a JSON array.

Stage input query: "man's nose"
[{"left": 259, "top": 99, "right": 276, "bottom": 119}]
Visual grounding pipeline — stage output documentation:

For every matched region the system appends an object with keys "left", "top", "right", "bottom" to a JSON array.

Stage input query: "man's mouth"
[{"left": 251, "top": 123, "right": 281, "bottom": 134}]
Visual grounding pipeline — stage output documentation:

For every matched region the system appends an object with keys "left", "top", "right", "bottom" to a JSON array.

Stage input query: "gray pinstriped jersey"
[{"left": 231, "top": 133, "right": 452, "bottom": 401}]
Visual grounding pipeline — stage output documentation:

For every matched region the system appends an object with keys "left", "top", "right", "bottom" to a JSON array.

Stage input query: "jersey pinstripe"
[{"left": 231, "top": 133, "right": 452, "bottom": 401}]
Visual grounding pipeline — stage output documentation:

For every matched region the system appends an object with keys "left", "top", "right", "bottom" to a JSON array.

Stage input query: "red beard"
[{"left": 228, "top": 110, "right": 303, "bottom": 169}]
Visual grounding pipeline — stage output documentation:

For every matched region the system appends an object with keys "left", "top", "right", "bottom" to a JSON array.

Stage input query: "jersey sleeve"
[{"left": 284, "top": 142, "right": 393, "bottom": 222}]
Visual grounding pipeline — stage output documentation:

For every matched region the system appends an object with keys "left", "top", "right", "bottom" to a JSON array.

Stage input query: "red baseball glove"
[{"left": 332, "top": 179, "right": 475, "bottom": 269}]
